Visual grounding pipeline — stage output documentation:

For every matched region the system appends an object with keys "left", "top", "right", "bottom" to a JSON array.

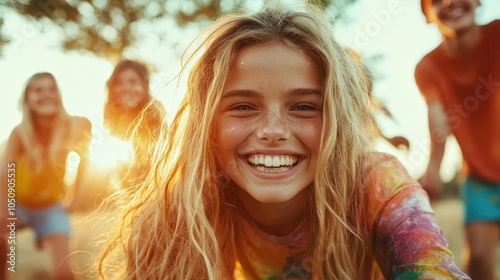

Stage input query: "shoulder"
[
  {"left": 69, "top": 116, "right": 92, "bottom": 131},
  {"left": 360, "top": 152, "right": 421, "bottom": 211},
  {"left": 415, "top": 48, "right": 441, "bottom": 77},
  {"left": 7, "top": 125, "right": 25, "bottom": 149},
  {"left": 67, "top": 116, "right": 92, "bottom": 153},
  {"left": 415, "top": 49, "right": 445, "bottom": 103},
  {"left": 68, "top": 116, "right": 92, "bottom": 142},
  {"left": 484, "top": 19, "right": 500, "bottom": 32},
  {"left": 485, "top": 20, "right": 500, "bottom": 48},
  {"left": 415, "top": 48, "right": 443, "bottom": 87},
  {"left": 9, "top": 125, "right": 22, "bottom": 141},
  {"left": 2, "top": 126, "right": 24, "bottom": 160},
  {"left": 361, "top": 153, "right": 416, "bottom": 194}
]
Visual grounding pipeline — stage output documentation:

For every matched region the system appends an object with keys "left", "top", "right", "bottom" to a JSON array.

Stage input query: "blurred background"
[{"left": 0, "top": 0, "right": 499, "bottom": 279}]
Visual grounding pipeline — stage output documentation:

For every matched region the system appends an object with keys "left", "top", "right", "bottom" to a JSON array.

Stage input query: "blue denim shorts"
[
  {"left": 461, "top": 176, "right": 500, "bottom": 224},
  {"left": 17, "top": 203, "right": 71, "bottom": 240}
]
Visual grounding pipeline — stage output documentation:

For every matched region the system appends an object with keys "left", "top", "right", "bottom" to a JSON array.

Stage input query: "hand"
[
  {"left": 63, "top": 199, "right": 78, "bottom": 214},
  {"left": 418, "top": 168, "right": 441, "bottom": 201}
]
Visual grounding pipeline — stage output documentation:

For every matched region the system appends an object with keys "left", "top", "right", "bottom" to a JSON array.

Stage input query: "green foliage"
[
  {"left": 0, "top": 0, "right": 358, "bottom": 59},
  {"left": 0, "top": 11, "right": 10, "bottom": 55}
]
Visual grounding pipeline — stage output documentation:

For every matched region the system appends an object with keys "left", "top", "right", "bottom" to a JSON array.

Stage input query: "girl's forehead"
[
  {"left": 118, "top": 68, "right": 141, "bottom": 78},
  {"left": 230, "top": 42, "right": 317, "bottom": 70},
  {"left": 30, "top": 76, "right": 55, "bottom": 87}
]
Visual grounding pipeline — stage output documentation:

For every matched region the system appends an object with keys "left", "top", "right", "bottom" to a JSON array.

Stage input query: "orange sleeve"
[{"left": 414, "top": 58, "right": 442, "bottom": 105}]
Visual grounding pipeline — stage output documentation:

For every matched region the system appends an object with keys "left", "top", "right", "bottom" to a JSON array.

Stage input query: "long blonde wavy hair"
[
  {"left": 18, "top": 72, "right": 72, "bottom": 172},
  {"left": 100, "top": 3, "right": 377, "bottom": 279}
]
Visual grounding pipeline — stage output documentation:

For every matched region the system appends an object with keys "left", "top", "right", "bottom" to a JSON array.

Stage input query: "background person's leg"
[
  {"left": 465, "top": 222, "right": 499, "bottom": 280},
  {"left": 41, "top": 234, "right": 74, "bottom": 280},
  {"left": 0, "top": 236, "right": 7, "bottom": 280}
]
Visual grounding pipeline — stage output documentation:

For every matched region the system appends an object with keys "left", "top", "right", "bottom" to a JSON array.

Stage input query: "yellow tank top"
[{"left": 16, "top": 157, "right": 66, "bottom": 209}]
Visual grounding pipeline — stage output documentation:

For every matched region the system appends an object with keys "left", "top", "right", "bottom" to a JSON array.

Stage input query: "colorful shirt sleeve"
[{"left": 364, "top": 154, "right": 470, "bottom": 279}]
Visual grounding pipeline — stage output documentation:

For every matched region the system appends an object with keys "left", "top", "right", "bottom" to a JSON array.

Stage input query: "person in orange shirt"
[
  {"left": 0, "top": 72, "right": 91, "bottom": 279},
  {"left": 415, "top": 0, "right": 500, "bottom": 279}
]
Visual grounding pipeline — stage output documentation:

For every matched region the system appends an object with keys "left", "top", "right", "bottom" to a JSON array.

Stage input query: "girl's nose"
[
  {"left": 442, "top": 0, "right": 453, "bottom": 7},
  {"left": 255, "top": 110, "right": 290, "bottom": 143},
  {"left": 40, "top": 88, "right": 57, "bottom": 98}
]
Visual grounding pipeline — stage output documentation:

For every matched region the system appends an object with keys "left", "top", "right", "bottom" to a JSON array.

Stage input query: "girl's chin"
[
  {"left": 120, "top": 102, "right": 141, "bottom": 109},
  {"left": 236, "top": 184, "right": 311, "bottom": 205},
  {"left": 441, "top": 15, "right": 475, "bottom": 31},
  {"left": 31, "top": 109, "right": 60, "bottom": 117}
]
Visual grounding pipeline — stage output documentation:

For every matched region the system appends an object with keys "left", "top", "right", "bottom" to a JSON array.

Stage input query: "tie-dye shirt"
[{"left": 234, "top": 153, "right": 470, "bottom": 279}]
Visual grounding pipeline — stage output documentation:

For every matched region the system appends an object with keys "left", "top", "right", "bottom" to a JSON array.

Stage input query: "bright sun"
[
  {"left": 89, "top": 132, "right": 135, "bottom": 168},
  {"left": 62, "top": 132, "right": 134, "bottom": 187}
]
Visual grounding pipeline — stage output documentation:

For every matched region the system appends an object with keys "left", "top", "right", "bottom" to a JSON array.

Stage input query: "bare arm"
[
  {"left": 64, "top": 118, "right": 92, "bottom": 212},
  {"left": 419, "top": 102, "right": 449, "bottom": 200},
  {"left": 0, "top": 128, "right": 21, "bottom": 230}
]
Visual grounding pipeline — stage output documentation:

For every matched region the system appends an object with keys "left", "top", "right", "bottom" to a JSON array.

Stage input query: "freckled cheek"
[
  {"left": 220, "top": 120, "right": 250, "bottom": 136},
  {"left": 290, "top": 119, "right": 322, "bottom": 150},
  {"left": 291, "top": 118, "right": 321, "bottom": 134},
  {"left": 216, "top": 118, "right": 254, "bottom": 150},
  {"left": 134, "top": 85, "right": 147, "bottom": 97}
]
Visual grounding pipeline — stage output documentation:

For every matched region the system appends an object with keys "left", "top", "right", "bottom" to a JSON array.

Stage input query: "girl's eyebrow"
[
  {"left": 221, "top": 89, "right": 261, "bottom": 99},
  {"left": 221, "top": 88, "right": 322, "bottom": 99},
  {"left": 288, "top": 88, "right": 322, "bottom": 97}
]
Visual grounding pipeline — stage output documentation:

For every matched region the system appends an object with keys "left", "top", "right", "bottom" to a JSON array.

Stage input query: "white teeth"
[
  {"left": 255, "top": 166, "right": 291, "bottom": 173},
  {"left": 445, "top": 8, "right": 465, "bottom": 20},
  {"left": 248, "top": 154, "right": 298, "bottom": 169},
  {"left": 265, "top": 156, "right": 272, "bottom": 166}
]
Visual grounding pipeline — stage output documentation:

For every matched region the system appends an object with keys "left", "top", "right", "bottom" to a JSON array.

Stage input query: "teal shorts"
[
  {"left": 17, "top": 203, "right": 71, "bottom": 240},
  {"left": 461, "top": 176, "right": 500, "bottom": 224}
]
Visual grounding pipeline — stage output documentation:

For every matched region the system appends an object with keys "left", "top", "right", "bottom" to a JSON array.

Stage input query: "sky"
[{"left": 0, "top": 0, "right": 499, "bottom": 180}]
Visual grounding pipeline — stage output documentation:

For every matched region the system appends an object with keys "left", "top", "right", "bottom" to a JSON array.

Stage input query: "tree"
[
  {"left": 0, "top": 12, "right": 10, "bottom": 56},
  {"left": 0, "top": 0, "right": 359, "bottom": 60}
]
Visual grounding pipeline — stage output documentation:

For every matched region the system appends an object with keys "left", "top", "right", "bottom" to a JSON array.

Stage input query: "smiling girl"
[
  {"left": 0, "top": 72, "right": 92, "bottom": 279},
  {"left": 104, "top": 60, "right": 165, "bottom": 186},
  {"left": 101, "top": 4, "right": 469, "bottom": 279}
]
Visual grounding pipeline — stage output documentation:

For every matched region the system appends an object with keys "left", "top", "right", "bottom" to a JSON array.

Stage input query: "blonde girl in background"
[
  {"left": 0, "top": 72, "right": 91, "bottom": 280},
  {"left": 101, "top": 3, "right": 469, "bottom": 279}
]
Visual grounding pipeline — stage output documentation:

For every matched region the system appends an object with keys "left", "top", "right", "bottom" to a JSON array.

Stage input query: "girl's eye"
[
  {"left": 229, "top": 103, "right": 255, "bottom": 111},
  {"left": 292, "top": 103, "right": 320, "bottom": 111}
]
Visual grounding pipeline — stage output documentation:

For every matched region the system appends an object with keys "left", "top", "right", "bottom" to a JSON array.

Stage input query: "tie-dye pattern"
[{"left": 234, "top": 153, "right": 470, "bottom": 279}]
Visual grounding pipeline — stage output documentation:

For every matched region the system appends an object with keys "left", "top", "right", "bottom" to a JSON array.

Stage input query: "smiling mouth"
[
  {"left": 443, "top": 7, "right": 467, "bottom": 20},
  {"left": 247, "top": 154, "right": 298, "bottom": 173},
  {"left": 38, "top": 100, "right": 58, "bottom": 106}
]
